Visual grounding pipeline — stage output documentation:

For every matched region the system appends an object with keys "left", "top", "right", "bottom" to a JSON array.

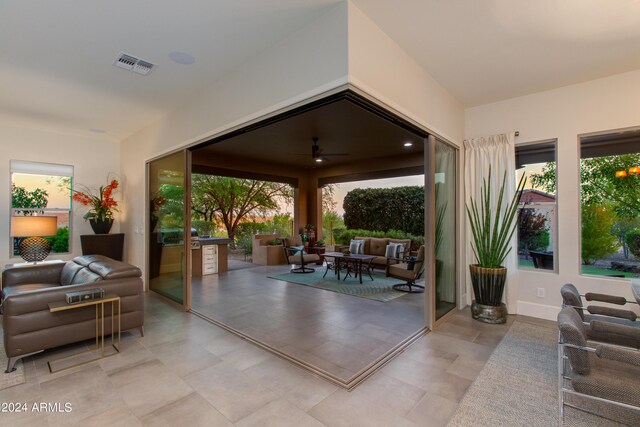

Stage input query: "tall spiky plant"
[{"left": 466, "top": 167, "right": 527, "bottom": 268}]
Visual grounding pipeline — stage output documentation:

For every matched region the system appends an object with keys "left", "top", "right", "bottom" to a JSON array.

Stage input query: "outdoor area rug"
[
  {"left": 0, "top": 328, "right": 26, "bottom": 390},
  {"left": 269, "top": 269, "right": 408, "bottom": 302},
  {"left": 447, "top": 321, "right": 629, "bottom": 427}
]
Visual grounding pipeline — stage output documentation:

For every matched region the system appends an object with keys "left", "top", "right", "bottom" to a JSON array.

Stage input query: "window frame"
[
  {"left": 578, "top": 127, "right": 640, "bottom": 281},
  {"left": 515, "top": 139, "right": 559, "bottom": 274},
  {"left": 9, "top": 160, "right": 74, "bottom": 258}
]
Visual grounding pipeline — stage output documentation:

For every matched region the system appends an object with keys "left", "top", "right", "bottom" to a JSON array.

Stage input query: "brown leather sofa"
[{"left": 1, "top": 255, "right": 144, "bottom": 372}]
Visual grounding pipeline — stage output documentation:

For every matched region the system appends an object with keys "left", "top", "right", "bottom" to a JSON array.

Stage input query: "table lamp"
[{"left": 11, "top": 216, "right": 58, "bottom": 263}]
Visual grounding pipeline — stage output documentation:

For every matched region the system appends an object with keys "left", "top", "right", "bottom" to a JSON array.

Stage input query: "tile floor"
[
  {"left": 0, "top": 292, "right": 554, "bottom": 426},
  {"left": 191, "top": 264, "right": 426, "bottom": 386}
]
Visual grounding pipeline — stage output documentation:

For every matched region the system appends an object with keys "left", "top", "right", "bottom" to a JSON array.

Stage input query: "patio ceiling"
[{"left": 192, "top": 96, "right": 425, "bottom": 171}]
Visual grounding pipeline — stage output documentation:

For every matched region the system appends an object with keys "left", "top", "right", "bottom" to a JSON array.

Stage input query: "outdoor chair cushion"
[{"left": 388, "top": 263, "right": 414, "bottom": 280}]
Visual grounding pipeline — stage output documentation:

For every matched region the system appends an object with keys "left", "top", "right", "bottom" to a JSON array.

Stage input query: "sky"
[
  {"left": 332, "top": 175, "right": 425, "bottom": 215},
  {"left": 12, "top": 173, "right": 71, "bottom": 209}
]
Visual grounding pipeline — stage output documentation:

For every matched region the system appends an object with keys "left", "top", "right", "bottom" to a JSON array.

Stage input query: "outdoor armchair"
[
  {"left": 282, "top": 240, "right": 319, "bottom": 274},
  {"left": 386, "top": 245, "right": 425, "bottom": 293}
]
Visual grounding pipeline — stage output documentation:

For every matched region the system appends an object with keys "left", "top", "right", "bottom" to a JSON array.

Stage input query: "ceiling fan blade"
[{"left": 322, "top": 152, "right": 349, "bottom": 157}]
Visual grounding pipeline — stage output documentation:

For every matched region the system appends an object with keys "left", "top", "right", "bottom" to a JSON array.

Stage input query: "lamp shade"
[{"left": 11, "top": 216, "right": 58, "bottom": 237}]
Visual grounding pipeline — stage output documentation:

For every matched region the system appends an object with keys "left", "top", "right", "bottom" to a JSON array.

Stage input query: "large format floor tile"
[
  {"left": 190, "top": 264, "right": 426, "bottom": 385},
  {"left": 0, "top": 291, "right": 554, "bottom": 426}
]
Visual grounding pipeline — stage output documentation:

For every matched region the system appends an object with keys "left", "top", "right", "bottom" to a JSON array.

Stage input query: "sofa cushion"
[
  {"left": 2, "top": 283, "right": 60, "bottom": 299},
  {"left": 60, "top": 262, "right": 84, "bottom": 286},
  {"left": 369, "top": 238, "right": 388, "bottom": 256},
  {"left": 73, "top": 254, "right": 111, "bottom": 267},
  {"left": 71, "top": 269, "right": 102, "bottom": 284},
  {"left": 87, "top": 260, "right": 142, "bottom": 280}
]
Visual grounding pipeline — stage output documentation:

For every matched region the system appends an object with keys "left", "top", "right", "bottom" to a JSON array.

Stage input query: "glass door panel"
[
  {"left": 148, "top": 151, "right": 187, "bottom": 304},
  {"left": 435, "top": 140, "right": 457, "bottom": 320}
]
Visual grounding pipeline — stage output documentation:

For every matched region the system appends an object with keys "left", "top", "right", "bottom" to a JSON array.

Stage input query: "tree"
[
  {"left": 190, "top": 175, "right": 293, "bottom": 241},
  {"left": 625, "top": 228, "right": 640, "bottom": 259},
  {"left": 531, "top": 154, "right": 640, "bottom": 218},
  {"left": 12, "top": 184, "right": 48, "bottom": 214},
  {"left": 517, "top": 207, "right": 550, "bottom": 257},
  {"left": 581, "top": 204, "right": 619, "bottom": 264}
]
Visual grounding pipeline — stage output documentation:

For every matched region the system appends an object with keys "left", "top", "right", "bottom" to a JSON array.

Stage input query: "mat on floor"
[
  {"left": 268, "top": 269, "right": 409, "bottom": 302},
  {"left": 447, "top": 321, "right": 631, "bottom": 427},
  {"left": 0, "top": 333, "right": 25, "bottom": 390}
]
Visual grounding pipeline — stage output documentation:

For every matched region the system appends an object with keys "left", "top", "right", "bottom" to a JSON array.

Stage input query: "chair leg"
[
  {"left": 139, "top": 326, "right": 145, "bottom": 337},
  {"left": 5, "top": 357, "right": 19, "bottom": 373},
  {"left": 392, "top": 281, "right": 425, "bottom": 293}
]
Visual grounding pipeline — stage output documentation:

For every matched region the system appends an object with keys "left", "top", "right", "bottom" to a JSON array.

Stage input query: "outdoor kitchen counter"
[{"left": 192, "top": 238, "right": 230, "bottom": 275}]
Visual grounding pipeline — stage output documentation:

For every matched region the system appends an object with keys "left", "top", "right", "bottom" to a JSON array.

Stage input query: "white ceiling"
[
  {"left": 0, "top": 0, "right": 339, "bottom": 140},
  {"left": 352, "top": 0, "right": 640, "bottom": 107},
  {"left": 2, "top": 1, "right": 640, "bottom": 141}
]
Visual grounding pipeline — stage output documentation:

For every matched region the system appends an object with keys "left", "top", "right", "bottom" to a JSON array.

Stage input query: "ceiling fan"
[{"left": 308, "top": 137, "right": 348, "bottom": 163}]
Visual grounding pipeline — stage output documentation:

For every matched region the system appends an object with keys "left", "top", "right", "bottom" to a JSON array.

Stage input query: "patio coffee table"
[{"left": 322, "top": 252, "right": 375, "bottom": 284}]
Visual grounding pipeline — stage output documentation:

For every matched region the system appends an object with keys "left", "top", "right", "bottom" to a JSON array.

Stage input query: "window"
[
  {"left": 579, "top": 130, "right": 640, "bottom": 279},
  {"left": 10, "top": 160, "right": 73, "bottom": 256},
  {"left": 515, "top": 141, "right": 558, "bottom": 271}
]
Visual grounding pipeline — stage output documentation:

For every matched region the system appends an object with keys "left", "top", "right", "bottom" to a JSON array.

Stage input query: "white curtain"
[{"left": 463, "top": 132, "right": 518, "bottom": 312}]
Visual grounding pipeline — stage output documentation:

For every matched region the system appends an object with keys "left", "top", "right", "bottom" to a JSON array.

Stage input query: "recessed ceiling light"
[
  {"left": 168, "top": 51, "right": 195, "bottom": 65},
  {"left": 403, "top": 142, "right": 413, "bottom": 147},
  {"left": 315, "top": 158, "right": 323, "bottom": 163},
  {"left": 90, "top": 128, "right": 106, "bottom": 134}
]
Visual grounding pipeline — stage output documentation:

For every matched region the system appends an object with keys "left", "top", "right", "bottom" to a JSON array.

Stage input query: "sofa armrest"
[
  {"left": 2, "top": 278, "right": 143, "bottom": 317},
  {"left": 2, "top": 263, "right": 64, "bottom": 288}
]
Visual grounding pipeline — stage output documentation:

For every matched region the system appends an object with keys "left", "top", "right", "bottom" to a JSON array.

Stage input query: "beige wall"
[
  {"left": 465, "top": 69, "right": 640, "bottom": 320},
  {"left": 0, "top": 123, "right": 120, "bottom": 267},
  {"left": 347, "top": 2, "right": 465, "bottom": 146},
  {"left": 120, "top": 3, "right": 351, "bottom": 279}
]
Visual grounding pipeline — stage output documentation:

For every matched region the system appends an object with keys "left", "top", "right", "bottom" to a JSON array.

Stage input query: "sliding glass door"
[
  {"left": 435, "top": 140, "right": 457, "bottom": 320},
  {"left": 147, "top": 151, "right": 190, "bottom": 306}
]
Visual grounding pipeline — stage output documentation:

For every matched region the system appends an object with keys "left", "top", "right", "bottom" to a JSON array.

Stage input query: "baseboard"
[{"left": 516, "top": 300, "right": 560, "bottom": 321}]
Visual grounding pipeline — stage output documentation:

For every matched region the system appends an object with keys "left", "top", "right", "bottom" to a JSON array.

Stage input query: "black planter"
[
  {"left": 89, "top": 218, "right": 113, "bottom": 234},
  {"left": 469, "top": 264, "right": 508, "bottom": 323}
]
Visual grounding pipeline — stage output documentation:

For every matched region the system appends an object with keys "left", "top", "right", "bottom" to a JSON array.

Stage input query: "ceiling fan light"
[
  {"left": 403, "top": 142, "right": 413, "bottom": 147},
  {"left": 315, "top": 158, "right": 323, "bottom": 163}
]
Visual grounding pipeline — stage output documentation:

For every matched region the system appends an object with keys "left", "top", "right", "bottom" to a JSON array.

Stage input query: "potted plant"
[
  {"left": 72, "top": 179, "right": 120, "bottom": 234},
  {"left": 466, "top": 168, "right": 526, "bottom": 323}
]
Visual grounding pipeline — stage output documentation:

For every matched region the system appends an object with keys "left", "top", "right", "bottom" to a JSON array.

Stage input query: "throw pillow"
[
  {"left": 406, "top": 256, "right": 417, "bottom": 270},
  {"left": 354, "top": 239, "right": 365, "bottom": 254},
  {"left": 385, "top": 243, "right": 399, "bottom": 258},
  {"left": 396, "top": 244, "right": 405, "bottom": 259},
  {"left": 291, "top": 245, "right": 306, "bottom": 256},
  {"left": 349, "top": 240, "right": 362, "bottom": 255}
]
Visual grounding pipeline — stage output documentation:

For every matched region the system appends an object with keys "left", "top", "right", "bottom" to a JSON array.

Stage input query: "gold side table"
[{"left": 47, "top": 293, "right": 121, "bottom": 373}]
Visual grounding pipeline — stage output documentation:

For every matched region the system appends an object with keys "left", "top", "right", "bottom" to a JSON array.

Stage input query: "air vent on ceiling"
[{"left": 113, "top": 53, "right": 156, "bottom": 76}]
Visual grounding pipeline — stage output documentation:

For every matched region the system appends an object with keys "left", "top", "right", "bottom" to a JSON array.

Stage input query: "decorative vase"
[
  {"left": 89, "top": 218, "right": 113, "bottom": 234},
  {"left": 469, "top": 264, "right": 508, "bottom": 324}
]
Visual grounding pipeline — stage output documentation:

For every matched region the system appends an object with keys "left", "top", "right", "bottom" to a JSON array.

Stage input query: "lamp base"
[{"left": 19, "top": 237, "right": 52, "bottom": 263}]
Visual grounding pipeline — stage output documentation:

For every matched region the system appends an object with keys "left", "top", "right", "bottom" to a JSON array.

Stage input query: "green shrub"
[
  {"left": 625, "top": 228, "right": 640, "bottom": 259},
  {"left": 581, "top": 204, "right": 619, "bottom": 264},
  {"left": 191, "top": 220, "right": 217, "bottom": 237},
  {"left": 46, "top": 227, "right": 69, "bottom": 253},
  {"left": 343, "top": 186, "right": 424, "bottom": 236},
  {"left": 334, "top": 228, "right": 424, "bottom": 250}
]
